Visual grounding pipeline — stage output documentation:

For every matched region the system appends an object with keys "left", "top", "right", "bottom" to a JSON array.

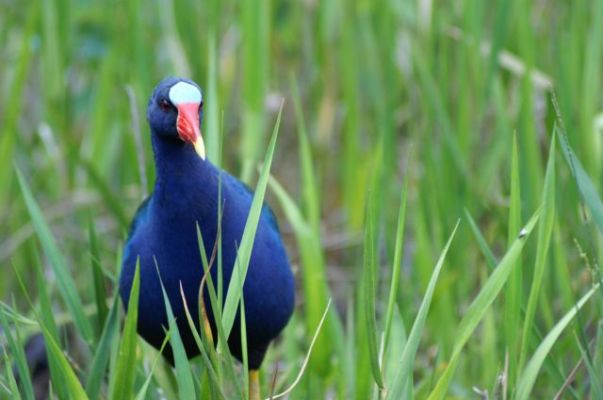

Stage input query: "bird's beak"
[{"left": 176, "top": 102, "right": 205, "bottom": 159}]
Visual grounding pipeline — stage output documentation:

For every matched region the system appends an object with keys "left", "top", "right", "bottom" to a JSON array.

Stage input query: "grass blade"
[
  {"left": 205, "top": 31, "right": 221, "bottom": 166},
  {"left": 505, "top": 133, "right": 523, "bottom": 391},
  {"left": 179, "top": 283, "right": 226, "bottom": 400},
  {"left": 163, "top": 298, "right": 197, "bottom": 399},
  {"left": 195, "top": 224, "right": 242, "bottom": 396},
  {"left": 427, "top": 210, "right": 541, "bottom": 400},
  {"left": 0, "top": 1, "right": 36, "bottom": 207},
  {"left": 387, "top": 220, "right": 460, "bottom": 400},
  {"left": 85, "top": 295, "right": 120, "bottom": 399},
  {"left": 558, "top": 125, "right": 603, "bottom": 234},
  {"left": 239, "top": 283, "right": 249, "bottom": 400},
  {"left": 88, "top": 218, "right": 109, "bottom": 338},
  {"left": 110, "top": 260, "right": 140, "bottom": 400},
  {"left": 2, "top": 344, "right": 23, "bottom": 400},
  {"left": 134, "top": 335, "right": 172, "bottom": 400},
  {"left": 360, "top": 190, "right": 385, "bottom": 390},
  {"left": 573, "top": 331, "right": 603, "bottom": 399},
  {"left": 515, "top": 284, "right": 600, "bottom": 400},
  {"left": 518, "top": 133, "right": 556, "bottom": 371},
  {"left": 158, "top": 271, "right": 196, "bottom": 400},
  {"left": 79, "top": 158, "right": 129, "bottom": 230},
  {"left": 221, "top": 103, "right": 283, "bottom": 340},
  {"left": 381, "top": 174, "right": 409, "bottom": 364},
  {"left": 267, "top": 174, "right": 342, "bottom": 374},
  {"left": 289, "top": 76, "right": 338, "bottom": 373},
  {"left": 0, "top": 310, "right": 34, "bottom": 400},
  {"left": 40, "top": 325, "right": 89, "bottom": 400},
  {"left": 464, "top": 209, "right": 497, "bottom": 269},
  {"left": 16, "top": 168, "right": 94, "bottom": 344},
  {"left": 270, "top": 300, "right": 332, "bottom": 399},
  {"left": 239, "top": 0, "right": 269, "bottom": 182},
  {"left": 32, "top": 250, "right": 67, "bottom": 399}
]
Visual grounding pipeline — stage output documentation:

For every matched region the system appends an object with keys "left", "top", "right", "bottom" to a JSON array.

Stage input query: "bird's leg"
[{"left": 249, "top": 369, "right": 260, "bottom": 400}]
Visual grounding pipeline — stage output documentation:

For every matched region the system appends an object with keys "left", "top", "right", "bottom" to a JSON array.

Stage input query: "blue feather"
[{"left": 119, "top": 78, "right": 294, "bottom": 369}]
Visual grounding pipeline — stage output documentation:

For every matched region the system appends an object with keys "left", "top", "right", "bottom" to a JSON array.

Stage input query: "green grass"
[{"left": 2, "top": 0, "right": 603, "bottom": 398}]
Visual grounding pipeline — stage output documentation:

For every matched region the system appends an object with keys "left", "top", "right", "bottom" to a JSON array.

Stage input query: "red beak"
[{"left": 176, "top": 102, "right": 201, "bottom": 144}]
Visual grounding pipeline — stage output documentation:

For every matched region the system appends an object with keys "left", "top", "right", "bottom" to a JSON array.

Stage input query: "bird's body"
[{"left": 119, "top": 77, "right": 294, "bottom": 370}]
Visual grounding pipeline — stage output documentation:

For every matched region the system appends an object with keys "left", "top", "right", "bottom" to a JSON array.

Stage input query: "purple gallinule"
[{"left": 119, "top": 77, "right": 295, "bottom": 397}]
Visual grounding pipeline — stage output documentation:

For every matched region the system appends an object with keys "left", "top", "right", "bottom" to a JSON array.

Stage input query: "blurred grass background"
[{"left": 1, "top": 0, "right": 603, "bottom": 398}]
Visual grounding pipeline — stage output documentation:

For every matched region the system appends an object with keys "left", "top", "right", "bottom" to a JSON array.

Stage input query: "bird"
[{"left": 118, "top": 77, "right": 295, "bottom": 397}]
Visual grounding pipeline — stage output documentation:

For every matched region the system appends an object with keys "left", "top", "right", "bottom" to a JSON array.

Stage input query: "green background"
[{"left": 1, "top": 0, "right": 603, "bottom": 398}]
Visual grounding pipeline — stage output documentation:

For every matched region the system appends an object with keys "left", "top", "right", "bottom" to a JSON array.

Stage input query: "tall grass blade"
[
  {"left": 383, "top": 308, "right": 409, "bottom": 398},
  {"left": 387, "top": 220, "right": 460, "bottom": 400},
  {"left": 16, "top": 168, "right": 94, "bottom": 344},
  {"left": 270, "top": 300, "right": 332, "bottom": 399},
  {"left": 32, "top": 250, "right": 67, "bottom": 399},
  {"left": 110, "top": 261, "right": 140, "bottom": 400},
  {"left": 85, "top": 295, "right": 120, "bottom": 399},
  {"left": 88, "top": 219, "right": 109, "bottom": 338},
  {"left": 381, "top": 175, "right": 409, "bottom": 363},
  {"left": 427, "top": 210, "right": 541, "bottom": 400},
  {"left": 574, "top": 331, "right": 603, "bottom": 399},
  {"left": 239, "top": 285, "right": 249, "bottom": 400},
  {"left": 239, "top": 0, "right": 269, "bottom": 182},
  {"left": 39, "top": 324, "right": 90, "bottom": 400},
  {"left": 518, "top": 133, "right": 556, "bottom": 371},
  {"left": 289, "top": 77, "right": 339, "bottom": 373},
  {"left": 505, "top": 133, "right": 522, "bottom": 391},
  {"left": 360, "top": 189, "right": 385, "bottom": 390},
  {"left": 158, "top": 270, "right": 196, "bottom": 400},
  {"left": 179, "top": 284, "right": 226, "bottom": 400},
  {"left": 2, "top": 344, "right": 23, "bottom": 400},
  {"left": 195, "top": 225, "right": 242, "bottom": 396},
  {"left": 221, "top": 103, "right": 282, "bottom": 340},
  {"left": 205, "top": 31, "right": 220, "bottom": 166},
  {"left": 0, "top": 310, "right": 34, "bottom": 400},
  {"left": 134, "top": 335, "right": 172, "bottom": 400},
  {"left": 557, "top": 124, "right": 603, "bottom": 234},
  {"left": 515, "top": 284, "right": 600, "bottom": 400},
  {"left": 267, "top": 174, "right": 340, "bottom": 374},
  {"left": 79, "top": 159, "right": 129, "bottom": 230},
  {"left": 0, "top": 2, "right": 36, "bottom": 204},
  {"left": 412, "top": 45, "right": 469, "bottom": 180},
  {"left": 290, "top": 77, "right": 321, "bottom": 230},
  {"left": 464, "top": 209, "right": 497, "bottom": 269}
]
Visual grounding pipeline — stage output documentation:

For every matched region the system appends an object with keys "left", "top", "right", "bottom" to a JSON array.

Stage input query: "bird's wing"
[
  {"left": 222, "top": 173, "right": 281, "bottom": 234},
  {"left": 127, "top": 195, "right": 153, "bottom": 238}
]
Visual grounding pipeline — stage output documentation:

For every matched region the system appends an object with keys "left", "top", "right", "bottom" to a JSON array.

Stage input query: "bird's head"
[{"left": 147, "top": 77, "right": 205, "bottom": 159}]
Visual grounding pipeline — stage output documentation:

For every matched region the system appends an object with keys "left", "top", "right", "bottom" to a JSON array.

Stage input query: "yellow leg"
[{"left": 249, "top": 369, "right": 260, "bottom": 400}]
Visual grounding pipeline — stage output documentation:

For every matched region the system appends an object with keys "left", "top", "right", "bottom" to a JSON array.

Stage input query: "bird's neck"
[{"left": 151, "top": 132, "right": 212, "bottom": 204}]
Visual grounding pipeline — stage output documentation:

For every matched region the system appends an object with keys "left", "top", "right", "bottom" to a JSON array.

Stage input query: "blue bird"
[{"left": 119, "top": 77, "right": 295, "bottom": 395}]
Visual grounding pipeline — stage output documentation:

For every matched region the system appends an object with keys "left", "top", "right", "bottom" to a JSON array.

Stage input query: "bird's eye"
[{"left": 159, "top": 98, "right": 172, "bottom": 111}]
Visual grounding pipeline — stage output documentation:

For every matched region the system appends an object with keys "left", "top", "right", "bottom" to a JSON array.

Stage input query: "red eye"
[{"left": 159, "top": 99, "right": 171, "bottom": 111}]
